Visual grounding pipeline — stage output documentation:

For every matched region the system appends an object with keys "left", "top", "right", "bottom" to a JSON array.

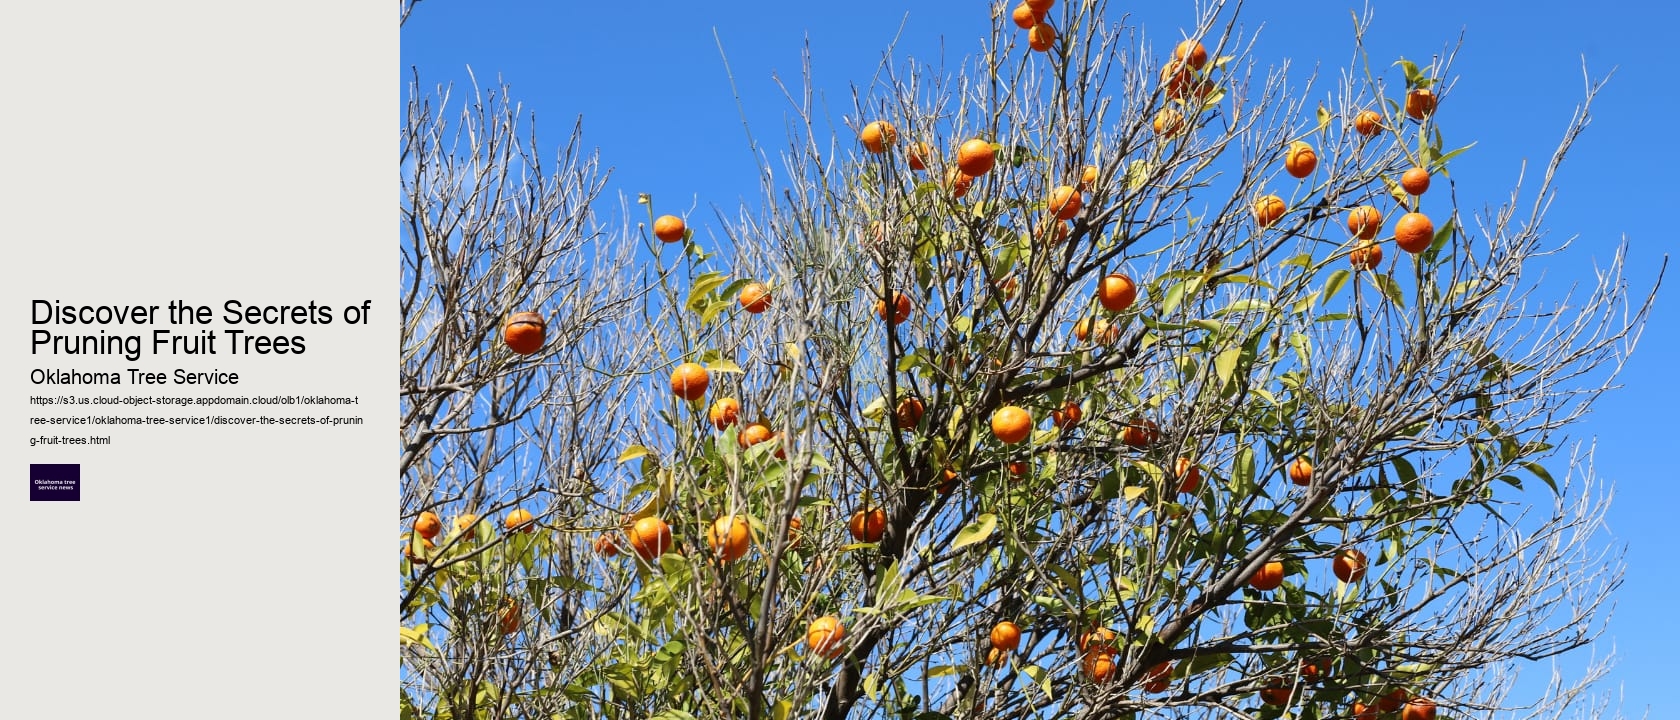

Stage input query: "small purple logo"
[{"left": 30, "top": 464, "right": 80, "bottom": 502}]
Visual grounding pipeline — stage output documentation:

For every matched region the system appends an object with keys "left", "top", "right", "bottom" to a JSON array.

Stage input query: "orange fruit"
[
  {"left": 706, "top": 514, "right": 752, "bottom": 562},
  {"left": 628, "top": 516, "right": 673, "bottom": 561},
  {"left": 1346, "top": 205, "right": 1383, "bottom": 240},
  {"left": 1153, "top": 106, "right": 1187, "bottom": 138},
  {"left": 1025, "top": 0, "right": 1054, "bottom": 12},
  {"left": 593, "top": 533, "right": 621, "bottom": 557},
  {"left": 991, "top": 406, "right": 1034, "bottom": 444},
  {"left": 985, "top": 646, "right": 1009, "bottom": 667},
  {"left": 1037, "top": 217, "right": 1071, "bottom": 245},
  {"left": 1144, "top": 661, "right": 1173, "bottom": 693},
  {"left": 1333, "top": 548, "right": 1368, "bottom": 583},
  {"left": 1284, "top": 141, "right": 1317, "bottom": 179},
  {"left": 504, "top": 508, "right": 536, "bottom": 533},
  {"left": 1097, "top": 273, "right": 1137, "bottom": 312},
  {"left": 786, "top": 515, "right": 804, "bottom": 549},
  {"left": 1174, "top": 457, "right": 1202, "bottom": 494},
  {"left": 653, "top": 214, "right": 686, "bottom": 243},
  {"left": 669, "top": 362, "right": 710, "bottom": 401},
  {"left": 1353, "top": 109, "right": 1384, "bottom": 137},
  {"left": 502, "top": 311, "right": 546, "bottom": 355},
  {"left": 1173, "top": 38, "right": 1209, "bottom": 70},
  {"left": 907, "top": 141, "right": 932, "bottom": 171},
  {"left": 1249, "top": 560, "right": 1285, "bottom": 591},
  {"left": 995, "top": 275, "right": 1020, "bottom": 298},
  {"left": 1252, "top": 194, "right": 1286, "bottom": 227},
  {"left": 1401, "top": 167, "right": 1431, "bottom": 195},
  {"left": 1288, "top": 457, "right": 1313, "bottom": 486},
  {"left": 738, "top": 422, "right": 774, "bottom": 449},
  {"left": 1350, "top": 241, "right": 1384, "bottom": 271},
  {"left": 894, "top": 396, "right": 925, "bottom": 429},
  {"left": 452, "top": 513, "right": 479, "bottom": 538},
  {"left": 937, "top": 467, "right": 960, "bottom": 495},
  {"left": 945, "top": 167, "right": 974, "bottom": 198},
  {"left": 1121, "top": 417, "right": 1159, "bottom": 448},
  {"left": 1047, "top": 185, "right": 1082, "bottom": 220},
  {"left": 1379, "top": 689, "right": 1409, "bottom": 713},
  {"left": 404, "top": 535, "right": 435, "bottom": 564},
  {"left": 1259, "top": 678, "right": 1291, "bottom": 706},
  {"left": 990, "top": 621, "right": 1022, "bottom": 652},
  {"left": 1008, "top": 461, "right": 1030, "bottom": 478},
  {"left": 1299, "top": 659, "right": 1322, "bottom": 682},
  {"left": 1352, "top": 702, "right": 1379, "bottom": 720},
  {"left": 415, "top": 511, "right": 442, "bottom": 540},
  {"left": 1028, "top": 22, "right": 1056, "bottom": 52},
  {"left": 1402, "top": 697, "right": 1437, "bottom": 720},
  {"left": 498, "top": 598, "right": 520, "bottom": 635},
  {"left": 1082, "top": 651, "right": 1118, "bottom": 682},
  {"left": 1051, "top": 400, "right": 1083, "bottom": 430},
  {"left": 1394, "top": 212, "right": 1435, "bottom": 253},
  {"left": 709, "top": 397, "right": 742, "bottom": 430},
  {"left": 738, "top": 282, "right": 772, "bottom": 313},
  {"left": 1079, "top": 164, "right": 1099, "bottom": 191},
  {"left": 1159, "top": 59, "right": 1193, "bottom": 99},
  {"left": 957, "top": 139, "right": 996, "bottom": 177},
  {"left": 1073, "top": 317, "right": 1117, "bottom": 344},
  {"left": 849, "top": 507, "right": 886, "bottom": 542},
  {"left": 1405, "top": 88, "right": 1437, "bottom": 120},
  {"left": 1010, "top": 3, "right": 1041, "bottom": 29},
  {"left": 807, "top": 615, "right": 847, "bottom": 658},
  {"left": 860, "top": 120, "right": 897, "bottom": 153},
  {"left": 876, "top": 291, "right": 913, "bottom": 325}
]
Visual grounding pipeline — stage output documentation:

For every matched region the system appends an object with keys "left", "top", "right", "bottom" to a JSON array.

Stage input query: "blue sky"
[{"left": 402, "top": 1, "right": 1678, "bottom": 714}]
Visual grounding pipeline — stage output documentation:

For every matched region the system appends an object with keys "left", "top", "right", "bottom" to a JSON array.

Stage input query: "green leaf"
[
  {"left": 1370, "top": 273, "right": 1405, "bottom": 306},
  {"left": 1522, "top": 461, "right": 1558, "bottom": 494},
  {"left": 953, "top": 514, "right": 998, "bottom": 550},
  {"left": 927, "top": 665, "right": 959, "bottom": 678},
  {"left": 1323, "top": 268, "right": 1351, "bottom": 302},
  {"left": 1022, "top": 664, "right": 1055, "bottom": 700},
  {"left": 1214, "top": 348, "right": 1241, "bottom": 387},
  {"left": 705, "top": 359, "right": 743, "bottom": 373},
  {"left": 618, "top": 445, "right": 652, "bottom": 463}
]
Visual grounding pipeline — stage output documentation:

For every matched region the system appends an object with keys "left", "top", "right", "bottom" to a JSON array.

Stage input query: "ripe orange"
[
  {"left": 876, "top": 291, "right": 913, "bottom": 325},
  {"left": 995, "top": 275, "right": 1020, "bottom": 298},
  {"left": 1048, "top": 185, "right": 1082, "bottom": 220},
  {"left": 1379, "top": 689, "right": 1409, "bottom": 713},
  {"left": 653, "top": 214, "right": 686, "bottom": 243},
  {"left": 849, "top": 507, "right": 887, "bottom": 542},
  {"left": 1353, "top": 109, "right": 1384, "bottom": 137},
  {"left": 1405, "top": 88, "right": 1437, "bottom": 120},
  {"left": 1010, "top": 3, "right": 1041, "bottom": 29},
  {"left": 1073, "top": 317, "right": 1118, "bottom": 344},
  {"left": 709, "top": 397, "right": 742, "bottom": 430},
  {"left": 957, "top": 139, "right": 996, "bottom": 177},
  {"left": 1299, "top": 659, "right": 1322, "bottom": 682},
  {"left": 786, "top": 514, "right": 803, "bottom": 549},
  {"left": 1284, "top": 141, "right": 1318, "bottom": 179},
  {"left": 452, "top": 513, "right": 479, "bottom": 538},
  {"left": 1097, "top": 273, "right": 1137, "bottom": 312},
  {"left": 1144, "top": 661, "right": 1173, "bottom": 693},
  {"left": 1352, "top": 702, "right": 1379, "bottom": 720},
  {"left": 906, "top": 141, "right": 932, "bottom": 171},
  {"left": 404, "top": 535, "right": 435, "bottom": 564},
  {"left": 945, "top": 167, "right": 974, "bottom": 198},
  {"left": 738, "top": 282, "right": 772, "bottom": 313},
  {"left": 1249, "top": 560, "right": 1285, "bottom": 591},
  {"left": 669, "top": 362, "right": 710, "bottom": 401},
  {"left": 1259, "top": 678, "right": 1292, "bottom": 706},
  {"left": 738, "top": 422, "right": 774, "bottom": 449},
  {"left": 1037, "top": 217, "right": 1070, "bottom": 245},
  {"left": 498, "top": 598, "right": 521, "bottom": 635},
  {"left": 1008, "top": 461, "right": 1030, "bottom": 478},
  {"left": 985, "top": 646, "right": 1009, "bottom": 667},
  {"left": 860, "top": 120, "right": 897, "bottom": 153},
  {"left": 504, "top": 508, "right": 536, "bottom": 533},
  {"left": 1394, "top": 212, "right": 1435, "bottom": 253},
  {"left": 1401, "top": 167, "right": 1431, "bottom": 195},
  {"left": 1252, "top": 194, "right": 1286, "bottom": 227},
  {"left": 593, "top": 533, "right": 620, "bottom": 557},
  {"left": 1082, "top": 651, "right": 1118, "bottom": 682},
  {"left": 1028, "top": 22, "right": 1056, "bottom": 52},
  {"left": 628, "top": 516, "right": 673, "bottom": 560},
  {"left": 1025, "top": 0, "right": 1054, "bottom": 12},
  {"left": 990, "top": 621, "right": 1022, "bottom": 652},
  {"left": 1288, "top": 457, "right": 1313, "bottom": 486},
  {"left": 1079, "top": 164, "right": 1099, "bottom": 191},
  {"left": 991, "top": 406, "right": 1034, "bottom": 444},
  {"left": 1174, "top": 39, "right": 1209, "bottom": 70},
  {"left": 807, "top": 615, "right": 847, "bottom": 658},
  {"left": 1350, "top": 241, "right": 1384, "bottom": 271},
  {"left": 937, "top": 467, "right": 960, "bottom": 495},
  {"left": 1051, "top": 400, "right": 1083, "bottom": 430},
  {"left": 894, "top": 396, "right": 925, "bottom": 429},
  {"left": 1346, "top": 205, "right": 1383, "bottom": 240},
  {"left": 1401, "top": 697, "right": 1437, "bottom": 720},
  {"left": 415, "top": 511, "right": 442, "bottom": 540},
  {"left": 1153, "top": 106, "right": 1187, "bottom": 138},
  {"left": 1121, "top": 417, "right": 1159, "bottom": 448},
  {"left": 503, "top": 311, "right": 546, "bottom": 355},
  {"left": 706, "top": 514, "right": 752, "bottom": 562},
  {"left": 1159, "top": 60, "right": 1192, "bottom": 99},
  {"left": 1174, "top": 457, "right": 1202, "bottom": 494},
  {"left": 1079, "top": 626, "right": 1118, "bottom": 653},
  {"left": 768, "top": 431, "right": 790, "bottom": 460},
  {"left": 1333, "top": 548, "right": 1368, "bottom": 583}
]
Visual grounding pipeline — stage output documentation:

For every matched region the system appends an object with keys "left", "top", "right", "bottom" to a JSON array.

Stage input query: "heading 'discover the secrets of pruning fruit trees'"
[{"left": 28, "top": 299, "right": 374, "bottom": 386}]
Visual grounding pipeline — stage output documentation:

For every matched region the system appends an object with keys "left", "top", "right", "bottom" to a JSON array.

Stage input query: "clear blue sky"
[{"left": 402, "top": 1, "right": 1678, "bottom": 714}]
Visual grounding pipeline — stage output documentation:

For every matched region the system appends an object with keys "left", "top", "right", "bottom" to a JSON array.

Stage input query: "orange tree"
[{"left": 399, "top": 2, "right": 1658, "bottom": 719}]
